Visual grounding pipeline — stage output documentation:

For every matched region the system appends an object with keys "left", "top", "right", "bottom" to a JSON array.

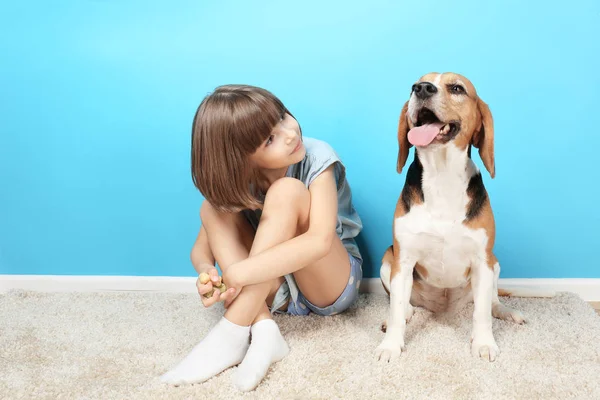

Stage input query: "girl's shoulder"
[
  {"left": 302, "top": 136, "right": 341, "bottom": 164},
  {"left": 288, "top": 136, "right": 346, "bottom": 188}
]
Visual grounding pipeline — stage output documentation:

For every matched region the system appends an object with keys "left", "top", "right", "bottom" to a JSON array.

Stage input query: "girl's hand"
[{"left": 196, "top": 265, "right": 236, "bottom": 308}]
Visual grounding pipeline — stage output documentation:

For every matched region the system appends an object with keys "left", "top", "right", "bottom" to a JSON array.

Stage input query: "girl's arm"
[
  {"left": 225, "top": 165, "right": 339, "bottom": 288},
  {"left": 191, "top": 223, "right": 237, "bottom": 307},
  {"left": 191, "top": 224, "right": 216, "bottom": 274}
]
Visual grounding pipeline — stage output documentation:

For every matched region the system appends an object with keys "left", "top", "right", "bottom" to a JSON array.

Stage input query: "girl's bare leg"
[
  {"left": 163, "top": 178, "right": 351, "bottom": 390},
  {"left": 229, "top": 178, "right": 351, "bottom": 391},
  {"left": 160, "top": 203, "right": 284, "bottom": 386},
  {"left": 200, "top": 205, "right": 285, "bottom": 324}
]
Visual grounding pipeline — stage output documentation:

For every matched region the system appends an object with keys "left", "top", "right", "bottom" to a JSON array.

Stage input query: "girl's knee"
[
  {"left": 264, "top": 178, "right": 309, "bottom": 209},
  {"left": 200, "top": 200, "right": 222, "bottom": 228},
  {"left": 200, "top": 200, "right": 246, "bottom": 228},
  {"left": 199, "top": 200, "right": 216, "bottom": 222}
]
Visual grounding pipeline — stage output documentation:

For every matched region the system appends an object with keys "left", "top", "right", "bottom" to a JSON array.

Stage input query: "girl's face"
[{"left": 249, "top": 113, "right": 305, "bottom": 171}]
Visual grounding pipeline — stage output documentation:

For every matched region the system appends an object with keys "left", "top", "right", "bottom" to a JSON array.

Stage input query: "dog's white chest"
[
  {"left": 395, "top": 208, "right": 487, "bottom": 287},
  {"left": 394, "top": 146, "right": 488, "bottom": 288}
]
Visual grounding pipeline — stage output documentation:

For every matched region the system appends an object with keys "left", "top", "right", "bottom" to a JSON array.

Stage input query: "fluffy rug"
[{"left": 1, "top": 290, "right": 599, "bottom": 399}]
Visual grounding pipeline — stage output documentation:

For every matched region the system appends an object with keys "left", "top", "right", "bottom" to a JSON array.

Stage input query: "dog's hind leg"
[
  {"left": 491, "top": 261, "right": 526, "bottom": 324},
  {"left": 380, "top": 245, "right": 393, "bottom": 296}
]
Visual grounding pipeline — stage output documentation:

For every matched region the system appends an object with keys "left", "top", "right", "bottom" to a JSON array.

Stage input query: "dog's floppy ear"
[
  {"left": 397, "top": 101, "right": 411, "bottom": 174},
  {"left": 472, "top": 98, "right": 495, "bottom": 178}
]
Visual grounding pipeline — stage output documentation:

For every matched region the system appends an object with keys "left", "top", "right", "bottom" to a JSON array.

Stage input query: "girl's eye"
[{"left": 266, "top": 135, "right": 274, "bottom": 146}]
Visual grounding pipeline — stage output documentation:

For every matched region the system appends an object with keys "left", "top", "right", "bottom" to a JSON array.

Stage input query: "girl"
[{"left": 160, "top": 84, "right": 363, "bottom": 391}]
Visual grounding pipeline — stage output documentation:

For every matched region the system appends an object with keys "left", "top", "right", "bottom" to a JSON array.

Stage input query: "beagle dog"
[{"left": 376, "top": 72, "right": 553, "bottom": 363}]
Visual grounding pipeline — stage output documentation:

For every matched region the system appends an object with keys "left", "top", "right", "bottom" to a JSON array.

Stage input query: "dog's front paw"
[
  {"left": 470, "top": 334, "right": 499, "bottom": 362},
  {"left": 375, "top": 340, "right": 405, "bottom": 362}
]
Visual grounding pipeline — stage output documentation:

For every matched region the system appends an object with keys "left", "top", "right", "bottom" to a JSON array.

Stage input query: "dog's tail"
[{"left": 497, "top": 285, "right": 556, "bottom": 298}]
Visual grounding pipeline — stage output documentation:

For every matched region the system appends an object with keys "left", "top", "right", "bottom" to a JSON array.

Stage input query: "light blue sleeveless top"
[{"left": 242, "top": 136, "right": 363, "bottom": 263}]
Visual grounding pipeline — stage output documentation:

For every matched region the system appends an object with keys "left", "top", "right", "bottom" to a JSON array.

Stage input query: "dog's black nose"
[{"left": 412, "top": 82, "right": 438, "bottom": 99}]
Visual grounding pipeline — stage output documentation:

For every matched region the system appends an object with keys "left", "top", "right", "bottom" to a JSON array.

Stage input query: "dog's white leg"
[
  {"left": 379, "top": 247, "right": 414, "bottom": 332},
  {"left": 375, "top": 256, "right": 415, "bottom": 362},
  {"left": 403, "top": 274, "right": 415, "bottom": 322},
  {"left": 491, "top": 262, "right": 525, "bottom": 324},
  {"left": 380, "top": 259, "right": 391, "bottom": 294},
  {"left": 470, "top": 259, "right": 499, "bottom": 362}
]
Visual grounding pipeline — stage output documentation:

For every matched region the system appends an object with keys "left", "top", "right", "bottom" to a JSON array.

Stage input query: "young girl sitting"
[{"left": 160, "top": 84, "right": 363, "bottom": 391}]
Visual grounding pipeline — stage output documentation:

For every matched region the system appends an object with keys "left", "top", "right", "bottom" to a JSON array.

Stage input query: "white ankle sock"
[
  {"left": 231, "top": 318, "right": 289, "bottom": 391},
  {"left": 160, "top": 317, "right": 250, "bottom": 385}
]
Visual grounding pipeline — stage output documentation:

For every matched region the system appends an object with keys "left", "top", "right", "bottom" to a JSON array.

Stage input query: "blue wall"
[{"left": 1, "top": 1, "right": 598, "bottom": 278}]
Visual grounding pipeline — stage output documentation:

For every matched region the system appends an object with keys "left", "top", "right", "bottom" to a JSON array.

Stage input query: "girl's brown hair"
[{"left": 191, "top": 84, "right": 297, "bottom": 213}]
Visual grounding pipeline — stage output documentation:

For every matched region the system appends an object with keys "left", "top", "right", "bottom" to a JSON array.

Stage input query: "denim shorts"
[{"left": 270, "top": 252, "right": 363, "bottom": 316}]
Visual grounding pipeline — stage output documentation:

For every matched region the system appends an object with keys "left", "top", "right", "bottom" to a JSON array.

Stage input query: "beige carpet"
[{"left": 1, "top": 290, "right": 599, "bottom": 400}]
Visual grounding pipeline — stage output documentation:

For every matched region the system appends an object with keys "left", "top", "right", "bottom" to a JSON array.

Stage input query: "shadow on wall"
[{"left": 355, "top": 233, "right": 377, "bottom": 278}]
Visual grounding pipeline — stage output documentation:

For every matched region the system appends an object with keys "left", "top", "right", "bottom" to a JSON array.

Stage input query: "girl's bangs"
[{"left": 230, "top": 95, "right": 285, "bottom": 154}]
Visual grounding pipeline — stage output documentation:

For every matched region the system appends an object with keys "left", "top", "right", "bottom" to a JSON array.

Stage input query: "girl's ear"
[{"left": 397, "top": 101, "right": 411, "bottom": 174}]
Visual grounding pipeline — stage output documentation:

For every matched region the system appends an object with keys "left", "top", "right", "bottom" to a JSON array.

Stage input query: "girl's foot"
[
  {"left": 160, "top": 317, "right": 250, "bottom": 385},
  {"left": 231, "top": 318, "right": 289, "bottom": 391}
]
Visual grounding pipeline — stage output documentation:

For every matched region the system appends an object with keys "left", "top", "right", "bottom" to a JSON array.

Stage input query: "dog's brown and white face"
[{"left": 396, "top": 72, "right": 495, "bottom": 178}]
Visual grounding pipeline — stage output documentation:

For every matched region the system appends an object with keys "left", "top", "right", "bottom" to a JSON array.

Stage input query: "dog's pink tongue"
[{"left": 408, "top": 123, "right": 444, "bottom": 146}]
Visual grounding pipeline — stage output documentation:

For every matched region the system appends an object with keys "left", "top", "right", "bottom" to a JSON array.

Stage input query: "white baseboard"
[
  {"left": 359, "top": 278, "right": 600, "bottom": 301},
  {"left": 1, "top": 275, "right": 599, "bottom": 302}
]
